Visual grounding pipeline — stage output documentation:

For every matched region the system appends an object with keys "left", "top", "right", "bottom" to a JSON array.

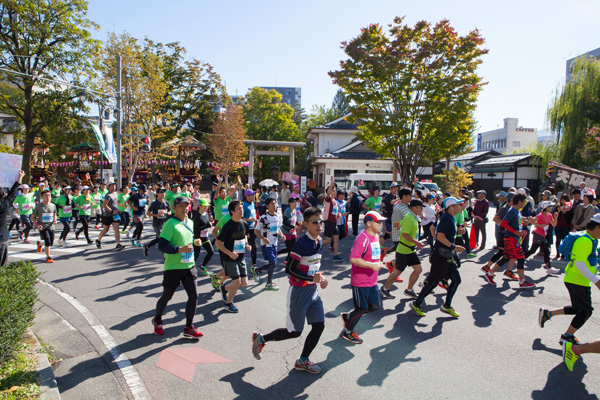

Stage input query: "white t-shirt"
[
  {"left": 422, "top": 204, "right": 436, "bottom": 225},
  {"left": 256, "top": 213, "right": 281, "bottom": 247}
]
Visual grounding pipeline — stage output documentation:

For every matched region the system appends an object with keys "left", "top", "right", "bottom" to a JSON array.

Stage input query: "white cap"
[
  {"left": 443, "top": 197, "right": 464, "bottom": 209},
  {"left": 82, "top": 185, "right": 90, "bottom": 190},
  {"left": 349, "top": 186, "right": 358, "bottom": 194},
  {"left": 517, "top": 188, "right": 526, "bottom": 195},
  {"left": 539, "top": 201, "right": 553, "bottom": 210},
  {"left": 591, "top": 214, "right": 600, "bottom": 224},
  {"left": 21, "top": 184, "right": 30, "bottom": 189}
]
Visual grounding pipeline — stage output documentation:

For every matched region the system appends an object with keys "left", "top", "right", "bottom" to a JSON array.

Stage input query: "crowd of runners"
[{"left": 1, "top": 172, "right": 599, "bottom": 374}]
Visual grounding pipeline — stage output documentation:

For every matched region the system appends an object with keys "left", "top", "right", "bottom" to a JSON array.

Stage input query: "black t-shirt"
[
  {"left": 217, "top": 219, "right": 248, "bottom": 263},
  {"left": 435, "top": 212, "right": 457, "bottom": 249},
  {"left": 193, "top": 212, "right": 211, "bottom": 238},
  {"left": 130, "top": 193, "right": 149, "bottom": 216},
  {"left": 147, "top": 199, "right": 170, "bottom": 225},
  {"left": 382, "top": 192, "right": 397, "bottom": 218}
]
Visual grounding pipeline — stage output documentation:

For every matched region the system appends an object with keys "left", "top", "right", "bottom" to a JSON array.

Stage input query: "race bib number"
[
  {"left": 41, "top": 213, "right": 53, "bottom": 223},
  {"left": 332, "top": 205, "right": 338, "bottom": 215},
  {"left": 113, "top": 213, "right": 121, "bottom": 222},
  {"left": 307, "top": 255, "right": 322, "bottom": 276},
  {"left": 158, "top": 209, "right": 167, "bottom": 219},
  {"left": 95, "top": 197, "right": 102, "bottom": 204},
  {"left": 181, "top": 251, "right": 194, "bottom": 263},
  {"left": 370, "top": 242, "right": 381, "bottom": 260},
  {"left": 63, "top": 206, "right": 72, "bottom": 214},
  {"left": 139, "top": 199, "right": 147, "bottom": 207},
  {"left": 22, "top": 203, "right": 30, "bottom": 211},
  {"left": 269, "top": 224, "right": 278, "bottom": 234},
  {"left": 374, "top": 203, "right": 381, "bottom": 211},
  {"left": 83, "top": 204, "right": 91, "bottom": 211},
  {"left": 222, "top": 205, "right": 229, "bottom": 215},
  {"left": 233, "top": 239, "right": 246, "bottom": 253},
  {"left": 200, "top": 229, "right": 209, "bottom": 237}
]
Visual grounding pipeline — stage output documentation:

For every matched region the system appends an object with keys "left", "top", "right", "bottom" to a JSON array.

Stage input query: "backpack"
[{"left": 558, "top": 232, "right": 598, "bottom": 266}]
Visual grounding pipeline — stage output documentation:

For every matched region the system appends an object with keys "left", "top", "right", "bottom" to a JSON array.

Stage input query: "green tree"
[
  {"left": 548, "top": 57, "right": 600, "bottom": 168},
  {"left": 331, "top": 89, "right": 350, "bottom": 119},
  {"left": 329, "top": 17, "right": 487, "bottom": 181},
  {"left": 0, "top": 0, "right": 101, "bottom": 182}
]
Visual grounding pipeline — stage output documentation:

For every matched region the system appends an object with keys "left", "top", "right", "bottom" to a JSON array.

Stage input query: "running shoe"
[
  {"left": 483, "top": 273, "right": 496, "bottom": 286},
  {"left": 224, "top": 303, "right": 239, "bottom": 313},
  {"left": 8, "top": 232, "right": 12, "bottom": 238},
  {"left": 61, "top": 240, "right": 67, "bottom": 247},
  {"left": 120, "top": 230, "right": 126, "bottom": 234},
  {"left": 198, "top": 266, "right": 209, "bottom": 276},
  {"left": 210, "top": 273, "right": 220, "bottom": 290},
  {"left": 251, "top": 266, "right": 260, "bottom": 282},
  {"left": 95, "top": 239, "right": 101, "bottom": 249},
  {"left": 504, "top": 270, "right": 519, "bottom": 280},
  {"left": 75, "top": 232, "right": 80, "bottom": 240},
  {"left": 37, "top": 241, "right": 43, "bottom": 253},
  {"left": 411, "top": 301, "right": 426, "bottom": 317},
  {"left": 438, "top": 282, "right": 448, "bottom": 290},
  {"left": 560, "top": 334, "right": 580, "bottom": 345},
  {"left": 563, "top": 341, "right": 580, "bottom": 372},
  {"left": 380, "top": 287, "right": 395, "bottom": 299},
  {"left": 341, "top": 330, "right": 363, "bottom": 344},
  {"left": 294, "top": 358, "right": 322, "bottom": 374},
  {"left": 466, "top": 252, "right": 476, "bottom": 259},
  {"left": 152, "top": 318, "right": 164, "bottom": 335},
  {"left": 545, "top": 266, "right": 560, "bottom": 275},
  {"left": 341, "top": 312, "right": 348, "bottom": 329},
  {"left": 115, "top": 243, "right": 125, "bottom": 251},
  {"left": 220, "top": 284, "right": 228, "bottom": 303},
  {"left": 252, "top": 331, "right": 265, "bottom": 360},
  {"left": 58, "top": 240, "right": 64, "bottom": 248},
  {"left": 481, "top": 265, "right": 496, "bottom": 275},
  {"left": 404, "top": 289, "right": 418, "bottom": 299},
  {"left": 440, "top": 305, "right": 460, "bottom": 318},
  {"left": 95, "top": 225, "right": 100, "bottom": 229},
  {"left": 143, "top": 245, "right": 149, "bottom": 257},
  {"left": 386, "top": 261, "right": 394, "bottom": 273},
  {"left": 23, "top": 239, "right": 30, "bottom": 244},
  {"left": 332, "top": 255, "right": 345, "bottom": 263},
  {"left": 126, "top": 230, "right": 131, "bottom": 239},
  {"left": 87, "top": 240, "right": 94, "bottom": 245},
  {"left": 518, "top": 280, "right": 536, "bottom": 289},
  {"left": 46, "top": 257, "right": 54, "bottom": 263},
  {"left": 183, "top": 325, "right": 203, "bottom": 338},
  {"left": 18, "top": 231, "right": 23, "bottom": 240},
  {"left": 265, "top": 283, "right": 279, "bottom": 291},
  {"left": 327, "top": 246, "right": 333, "bottom": 254},
  {"left": 538, "top": 308, "right": 551, "bottom": 328},
  {"left": 135, "top": 241, "right": 143, "bottom": 247}
]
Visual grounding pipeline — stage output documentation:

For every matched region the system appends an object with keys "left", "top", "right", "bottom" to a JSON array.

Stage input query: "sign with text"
[
  {"left": 301, "top": 176, "right": 307, "bottom": 194},
  {"left": 0, "top": 153, "right": 22, "bottom": 187},
  {"left": 548, "top": 161, "right": 600, "bottom": 193}
]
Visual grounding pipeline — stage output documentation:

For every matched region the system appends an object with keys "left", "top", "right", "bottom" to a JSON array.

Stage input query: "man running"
[
  {"left": 14, "top": 184, "right": 34, "bottom": 243},
  {"left": 341, "top": 211, "right": 385, "bottom": 344},
  {"left": 322, "top": 177, "right": 343, "bottom": 262},
  {"left": 31, "top": 189, "right": 58, "bottom": 263},
  {"left": 153, "top": 195, "right": 203, "bottom": 338},
  {"left": 74, "top": 186, "right": 95, "bottom": 244},
  {"left": 253, "top": 197, "right": 284, "bottom": 290},
  {"left": 192, "top": 198, "right": 213, "bottom": 275},
  {"left": 128, "top": 184, "right": 149, "bottom": 247},
  {"left": 242, "top": 189, "right": 259, "bottom": 276},
  {"left": 144, "top": 187, "right": 171, "bottom": 256},
  {"left": 96, "top": 182, "right": 125, "bottom": 250},
  {"left": 55, "top": 186, "right": 73, "bottom": 247},
  {"left": 251, "top": 207, "right": 327, "bottom": 374}
]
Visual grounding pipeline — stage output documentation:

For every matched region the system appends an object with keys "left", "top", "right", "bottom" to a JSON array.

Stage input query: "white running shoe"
[{"left": 546, "top": 266, "right": 560, "bottom": 275}]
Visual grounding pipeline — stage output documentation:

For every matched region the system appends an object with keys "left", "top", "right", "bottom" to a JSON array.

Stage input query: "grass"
[{"left": 0, "top": 334, "right": 40, "bottom": 400}]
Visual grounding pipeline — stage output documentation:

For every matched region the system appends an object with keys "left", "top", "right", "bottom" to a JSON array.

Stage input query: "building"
[
  {"left": 566, "top": 47, "right": 600, "bottom": 82},
  {"left": 0, "top": 113, "right": 19, "bottom": 148},
  {"left": 259, "top": 86, "right": 301, "bottom": 107},
  {"left": 469, "top": 153, "right": 542, "bottom": 198},
  {"left": 476, "top": 118, "right": 537, "bottom": 154},
  {"left": 306, "top": 115, "right": 432, "bottom": 191},
  {"left": 444, "top": 150, "right": 501, "bottom": 171}
]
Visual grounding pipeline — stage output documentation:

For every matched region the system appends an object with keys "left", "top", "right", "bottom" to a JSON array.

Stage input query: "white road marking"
[{"left": 38, "top": 280, "right": 152, "bottom": 400}]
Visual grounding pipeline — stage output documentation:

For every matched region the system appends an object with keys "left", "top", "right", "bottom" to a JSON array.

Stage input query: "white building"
[{"left": 476, "top": 118, "right": 537, "bottom": 154}]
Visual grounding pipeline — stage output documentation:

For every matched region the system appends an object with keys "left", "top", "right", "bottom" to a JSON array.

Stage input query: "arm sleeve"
[
  {"left": 284, "top": 253, "right": 313, "bottom": 282},
  {"left": 158, "top": 237, "right": 179, "bottom": 254},
  {"left": 500, "top": 220, "right": 517, "bottom": 235},
  {"left": 574, "top": 261, "right": 600, "bottom": 283}
]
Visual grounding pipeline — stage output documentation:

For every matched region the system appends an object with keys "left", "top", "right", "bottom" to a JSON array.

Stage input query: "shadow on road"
[{"left": 531, "top": 362, "right": 597, "bottom": 399}]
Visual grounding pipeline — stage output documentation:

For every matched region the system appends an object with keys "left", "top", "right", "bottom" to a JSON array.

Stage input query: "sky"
[{"left": 87, "top": 0, "right": 600, "bottom": 135}]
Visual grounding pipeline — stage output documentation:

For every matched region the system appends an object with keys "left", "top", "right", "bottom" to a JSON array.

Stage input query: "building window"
[{"left": 513, "top": 141, "right": 520, "bottom": 147}]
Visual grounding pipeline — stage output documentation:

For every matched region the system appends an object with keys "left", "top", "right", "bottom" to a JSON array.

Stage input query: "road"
[{"left": 18, "top": 208, "right": 600, "bottom": 399}]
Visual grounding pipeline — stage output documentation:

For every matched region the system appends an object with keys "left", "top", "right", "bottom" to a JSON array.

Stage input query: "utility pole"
[{"left": 116, "top": 55, "right": 122, "bottom": 188}]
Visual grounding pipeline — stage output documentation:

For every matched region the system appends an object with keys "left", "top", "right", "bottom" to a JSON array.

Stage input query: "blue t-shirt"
[
  {"left": 503, "top": 207, "right": 523, "bottom": 239},
  {"left": 243, "top": 200, "right": 256, "bottom": 229},
  {"left": 435, "top": 212, "right": 456, "bottom": 249},
  {"left": 336, "top": 199, "right": 347, "bottom": 225},
  {"left": 130, "top": 193, "right": 148, "bottom": 216}
]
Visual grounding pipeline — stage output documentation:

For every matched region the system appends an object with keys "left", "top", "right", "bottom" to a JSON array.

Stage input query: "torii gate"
[{"left": 245, "top": 139, "right": 306, "bottom": 185}]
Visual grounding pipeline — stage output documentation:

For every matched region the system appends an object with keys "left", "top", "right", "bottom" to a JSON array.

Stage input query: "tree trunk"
[{"left": 21, "top": 87, "right": 35, "bottom": 184}]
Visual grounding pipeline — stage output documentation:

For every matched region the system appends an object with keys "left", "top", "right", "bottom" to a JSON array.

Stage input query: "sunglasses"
[{"left": 309, "top": 219, "right": 325, "bottom": 225}]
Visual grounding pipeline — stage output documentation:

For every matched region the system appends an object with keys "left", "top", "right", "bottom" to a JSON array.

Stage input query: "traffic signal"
[{"left": 141, "top": 136, "right": 151, "bottom": 152}]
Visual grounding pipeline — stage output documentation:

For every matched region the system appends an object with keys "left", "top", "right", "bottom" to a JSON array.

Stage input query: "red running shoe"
[
  {"left": 386, "top": 261, "right": 394, "bottom": 273},
  {"left": 152, "top": 318, "right": 164, "bottom": 336},
  {"left": 46, "top": 257, "right": 54, "bottom": 263},
  {"left": 518, "top": 280, "right": 536, "bottom": 289},
  {"left": 183, "top": 325, "right": 203, "bottom": 338},
  {"left": 37, "top": 241, "right": 43, "bottom": 253},
  {"left": 504, "top": 270, "right": 520, "bottom": 281},
  {"left": 483, "top": 273, "right": 496, "bottom": 286}
]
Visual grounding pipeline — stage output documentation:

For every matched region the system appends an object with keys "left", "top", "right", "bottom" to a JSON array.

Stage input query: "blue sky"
[{"left": 87, "top": 0, "right": 600, "bottom": 134}]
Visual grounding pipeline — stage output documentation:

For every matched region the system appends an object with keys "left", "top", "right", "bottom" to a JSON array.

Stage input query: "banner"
[
  {"left": 89, "top": 122, "right": 117, "bottom": 164},
  {"left": 0, "top": 153, "right": 22, "bottom": 187},
  {"left": 548, "top": 161, "right": 600, "bottom": 192}
]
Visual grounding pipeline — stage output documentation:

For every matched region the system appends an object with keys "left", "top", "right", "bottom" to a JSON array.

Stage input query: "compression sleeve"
[
  {"left": 500, "top": 220, "right": 517, "bottom": 235},
  {"left": 574, "top": 261, "right": 600, "bottom": 284},
  {"left": 285, "top": 253, "right": 313, "bottom": 283},
  {"left": 158, "top": 237, "right": 179, "bottom": 254}
]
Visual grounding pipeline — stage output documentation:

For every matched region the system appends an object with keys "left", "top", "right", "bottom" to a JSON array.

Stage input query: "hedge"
[{"left": 0, "top": 261, "right": 40, "bottom": 366}]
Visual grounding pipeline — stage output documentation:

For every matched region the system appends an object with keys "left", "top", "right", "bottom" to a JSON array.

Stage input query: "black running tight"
[
  {"left": 155, "top": 276, "right": 198, "bottom": 327},
  {"left": 263, "top": 322, "right": 325, "bottom": 359},
  {"left": 346, "top": 302, "right": 379, "bottom": 332},
  {"left": 60, "top": 221, "right": 71, "bottom": 240},
  {"left": 193, "top": 238, "right": 213, "bottom": 267},
  {"left": 76, "top": 216, "right": 90, "bottom": 241},
  {"left": 416, "top": 268, "right": 461, "bottom": 308},
  {"left": 132, "top": 215, "right": 143, "bottom": 240},
  {"left": 8, "top": 218, "right": 20, "bottom": 232}
]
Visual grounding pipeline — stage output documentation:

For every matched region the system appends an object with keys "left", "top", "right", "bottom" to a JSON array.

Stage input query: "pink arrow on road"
[{"left": 156, "top": 347, "right": 233, "bottom": 382}]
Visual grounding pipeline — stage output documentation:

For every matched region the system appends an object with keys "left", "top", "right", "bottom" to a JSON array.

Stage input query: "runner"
[
  {"left": 117, "top": 186, "right": 130, "bottom": 234},
  {"left": 153, "top": 195, "right": 203, "bottom": 338},
  {"left": 55, "top": 186, "right": 73, "bottom": 247},
  {"left": 539, "top": 214, "right": 600, "bottom": 346},
  {"left": 253, "top": 197, "right": 285, "bottom": 290},
  {"left": 381, "top": 183, "right": 399, "bottom": 241},
  {"left": 363, "top": 186, "right": 382, "bottom": 213},
  {"left": 380, "top": 200, "right": 425, "bottom": 300},
  {"left": 124, "top": 186, "right": 138, "bottom": 238},
  {"left": 242, "top": 189, "right": 258, "bottom": 272},
  {"left": 143, "top": 187, "right": 171, "bottom": 256},
  {"left": 31, "top": 189, "right": 58, "bottom": 263},
  {"left": 128, "top": 184, "right": 149, "bottom": 247},
  {"left": 71, "top": 186, "right": 81, "bottom": 234},
  {"left": 91, "top": 185, "right": 103, "bottom": 229},
  {"left": 341, "top": 211, "right": 385, "bottom": 344},
  {"left": 74, "top": 186, "right": 95, "bottom": 244},
  {"left": 388, "top": 187, "right": 412, "bottom": 271},
  {"left": 13, "top": 184, "right": 34, "bottom": 243},
  {"left": 213, "top": 176, "right": 236, "bottom": 225},
  {"left": 333, "top": 190, "right": 348, "bottom": 252},
  {"left": 483, "top": 193, "right": 536, "bottom": 289},
  {"left": 564, "top": 338, "right": 600, "bottom": 372},
  {"left": 95, "top": 182, "right": 125, "bottom": 250},
  {"left": 421, "top": 194, "right": 437, "bottom": 250},
  {"left": 251, "top": 207, "right": 327, "bottom": 374},
  {"left": 215, "top": 200, "right": 251, "bottom": 312},
  {"left": 281, "top": 197, "right": 298, "bottom": 254},
  {"left": 321, "top": 177, "right": 343, "bottom": 262},
  {"left": 524, "top": 201, "right": 559, "bottom": 274},
  {"left": 191, "top": 198, "right": 213, "bottom": 275},
  {"left": 411, "top": 197, "right": 465, "bottom": 318}
]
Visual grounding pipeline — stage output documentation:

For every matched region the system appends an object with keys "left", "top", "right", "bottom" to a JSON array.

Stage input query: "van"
[{"left": 345, "top": 173, "right": 439, "bottom": 198}]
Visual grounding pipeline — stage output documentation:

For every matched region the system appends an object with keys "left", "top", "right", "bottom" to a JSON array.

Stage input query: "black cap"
[
  {"left": 139, "top": 184, "right": 147, "bottom": 192},
  {"left": 173, "top": 196, "right": 190, "bottom": 206},
  {"left": 409, "top": 199, "right": 424, "bottom": 207},
  {"left": 372, "top": 186, "right": 380, "bottom": 192}
]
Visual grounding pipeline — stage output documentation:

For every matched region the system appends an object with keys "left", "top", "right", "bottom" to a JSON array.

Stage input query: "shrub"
[{"left": 0, "top": 261, "right": 40, "bottom": 366}]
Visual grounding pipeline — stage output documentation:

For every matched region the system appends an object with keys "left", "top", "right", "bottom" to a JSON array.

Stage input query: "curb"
[{"left": 29, "top": 329, "right": 61, "bottom": 400}]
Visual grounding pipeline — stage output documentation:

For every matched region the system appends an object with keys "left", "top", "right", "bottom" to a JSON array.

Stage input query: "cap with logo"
[
  {"left": 443, "top": 197, "right": 464, "bottom": 209},
  {"left": 364, "top": 211, "right": 386, "bottom": 223},
  {"left": 173, "top": 196, "right": 191, "bottom": 206}
]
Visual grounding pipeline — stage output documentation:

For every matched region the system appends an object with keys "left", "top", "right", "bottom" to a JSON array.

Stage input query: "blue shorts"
[
  {"left": 352, "top": 284, "right": 381, "bottom": 310},
  {"left": 261, "top": 245, "right": 278, "bottom": 262},
  {"left": 286, "top": 285, "right": 324, "bottom": 332},
  {"left": 59, "top": 217, "right": 71, "bottom": 223}
]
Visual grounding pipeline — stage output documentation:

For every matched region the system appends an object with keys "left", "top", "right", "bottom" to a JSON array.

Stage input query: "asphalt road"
[{"left": 20, "top": 209, "right": 600, "bottom": 399}]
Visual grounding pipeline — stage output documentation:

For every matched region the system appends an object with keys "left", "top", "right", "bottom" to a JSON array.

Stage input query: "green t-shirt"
[
  {"left": 159, "top": 217, "right": 195, "bottom": 270},
  {"left": 364, "top": 196, "right": 382, "bottom": 212},
  {"left": 51, "top": 188, "right": 61, "bottom": 203},
  {"left": 397, "top": 212, "right": 419, "bottom": 254},
  {"left": 117, "top": 192, "right": 130, "bottom": 212},
  {"left": 92, "top": 192, "right": 103, "bottom": 209},
  {"left": 216, "top": 213, "right": 231, "bottom": 235},
  {"left": 454, "top": 212, "right": 465, "bottom": 237},
  {"left": 55, "top": 195, "right": 73, "bottom": 218},
  {"left": 565, "top": 234, "right": 598, "bottom": 287},
  {"left": 75, "top": 195, "right": 94, "bottom": 216},
  {"left": 214, "top": 196, "right": 231, "bottom": 221},
  {"left": 165, "top": 190, "right": 178, "bottom": 209},
  {"left": 14, "top": 193, "right": 34, "bottom": 216},
  {"left": 99, "top": 188, "right": 108, "bottom": 197},
  {"left": 180, "top": 191, "right": 192, "bottom": 199}
]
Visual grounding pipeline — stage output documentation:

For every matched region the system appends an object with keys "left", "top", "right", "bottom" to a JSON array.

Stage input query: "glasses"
[{"left": 309, "top": 219, "right": 325, "bottom": 225}]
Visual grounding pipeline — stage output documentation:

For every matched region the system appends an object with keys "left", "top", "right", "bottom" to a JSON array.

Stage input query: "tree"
[
  {"left": 207, "top": 104, "right": 247, "bottom": 185},
  {"left": 0, "top": 0, "right": 101, "bottom": 182},
  {"left": 329, "top": 17, "right": 487, "bottom": 182},
  {"left": 331, "top": 89, "right": 350, "bottom": 119},
  {"left": 444, "top": 166, "right": 473, "bottom": 197},
  {"left": 548, "top": 57, "right": 600, "bottom": 168}
]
